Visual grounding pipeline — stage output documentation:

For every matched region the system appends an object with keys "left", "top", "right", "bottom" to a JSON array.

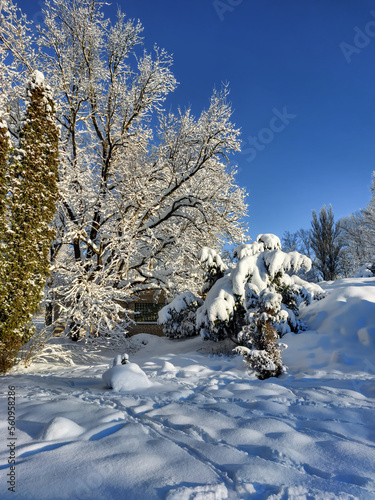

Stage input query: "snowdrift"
[{"left": 284, "top": 277, "right": 375, "bottom": 374}]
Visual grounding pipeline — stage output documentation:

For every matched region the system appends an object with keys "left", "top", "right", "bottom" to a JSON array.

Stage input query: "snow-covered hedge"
[{"left": 158, "top": 292, "right": 203, "bottom": 338}]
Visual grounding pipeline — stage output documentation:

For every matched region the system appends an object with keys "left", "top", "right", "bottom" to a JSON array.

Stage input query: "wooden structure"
[{"left": 126, "top": 289, "right": 166, "bottom": 336}]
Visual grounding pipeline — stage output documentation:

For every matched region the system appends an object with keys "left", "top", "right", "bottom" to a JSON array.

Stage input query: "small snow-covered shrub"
[
  {"left": 113, "top": 353, "right": 129, "bottom": 366},
  {"left": 158, "top": 292, "right": 203, "bottom": 338},
  {"left": 236, "top": 287, "right": 288, "bottom": 379},
  {"left": 354, "top": 264, "right": 375, "bottom": 278}
]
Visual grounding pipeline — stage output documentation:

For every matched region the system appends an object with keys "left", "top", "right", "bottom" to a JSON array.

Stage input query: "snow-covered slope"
[
  {"left": 1, "top": 278, "right": 375, "bottom": 499},
  {"left": 284, "top": 277, "right": 375, "bottom": 374}
]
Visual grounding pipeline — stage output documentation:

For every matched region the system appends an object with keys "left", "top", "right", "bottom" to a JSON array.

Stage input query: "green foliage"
[
  {"left": 235, "top": 320, "right": 286, "bottom": 380},
  {"left": 203, "top": 264, "right": 225, "bottom": 295},
  {"left": 236, "top": 288, "right": 288, "bottom": 379},
  {"left": 0, "top": 73, "right": 59, "bottom": 373}
]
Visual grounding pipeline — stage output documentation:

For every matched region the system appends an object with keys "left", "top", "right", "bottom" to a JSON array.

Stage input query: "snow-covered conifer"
[
  {"left": 0, "top": 71, "right": 59, "bottom": 373},
  {"left": 196, "top": 234, "right": 324, "bottom": 378},
  {"left": 235, "top": 287, "right": 288, "bottom": 379}
]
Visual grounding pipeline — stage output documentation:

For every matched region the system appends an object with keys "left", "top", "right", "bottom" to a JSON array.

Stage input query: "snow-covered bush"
[
  {"left": 158, "top": 292, "right": 203, "bottom": 338},
  {"left": 198, "top": 247, "right": 228, "bottom": 294},
  {"left": 196, "top": 275, "right": 245, "bottom": 341},
  {"left": 196, "top": 234, "right": 325, "bottom": 378},
  {"left": 113, "top": 353, "right": 129, "bottom": 366},
  {"left": 354, "top": 264, "right": 375, "bottom": 278}
]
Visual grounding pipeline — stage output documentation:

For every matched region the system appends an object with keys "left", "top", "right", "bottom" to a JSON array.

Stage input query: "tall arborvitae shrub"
[
  {"left": 0, "top": 71, "right": 59, "bottom": 373},
  {"left": 0, "top": 114, "right": 12, "bottom": 367}
]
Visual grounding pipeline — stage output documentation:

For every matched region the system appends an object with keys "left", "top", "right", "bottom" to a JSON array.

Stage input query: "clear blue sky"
[{"left": 18, "top": 0, "right": 375, "bottom": 241}]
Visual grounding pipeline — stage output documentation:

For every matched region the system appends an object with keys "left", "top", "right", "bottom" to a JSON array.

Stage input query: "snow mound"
[
  {"left": 39, "top": 416, "right": 85, "bottom": 441},
  {"left": 102, "top": 362, "right": 153, "bottom": 392},
  {"left": 165, "top": 483, "right": 229, "bottom": 500},
  {"left": 284, "top": 277, "right": 375, "bottom": 371},
  {"left": 354, "top": 264, "right": 375, "bottom": 278}
]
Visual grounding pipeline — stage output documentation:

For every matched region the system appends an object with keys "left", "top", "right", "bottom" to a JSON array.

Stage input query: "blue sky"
[{"left": 18, "top": 0, "right": 375, "bottom": 241}]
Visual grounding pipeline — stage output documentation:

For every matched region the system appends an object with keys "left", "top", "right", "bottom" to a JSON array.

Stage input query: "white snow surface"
[
  {"left": 256, "top": 233, "right": 282, "bottom": 250},
  {"left": 31, "top": 70, "right": 45, "bottom": 86},
  {"left": 1, "top": 278, "right": 375, "bottom": 499},
  {"left": 196, "top": 274, "right": 236, "bottom": 326},
  {"left": 102, "top": 362, "right": 153, "bottom": 392}
]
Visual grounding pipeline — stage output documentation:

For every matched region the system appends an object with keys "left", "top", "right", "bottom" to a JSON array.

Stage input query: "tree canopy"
[{"left": 0, "top": 0, "right": 248, "bottom": 339}]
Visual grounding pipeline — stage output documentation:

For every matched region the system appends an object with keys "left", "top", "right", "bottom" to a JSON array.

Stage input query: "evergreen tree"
[
  {"left": 0, "top": 112, "right": 12, "bottom": 352},
  {"left": 310, "top": 205, "right": 343, "bottom": 281},
  {"left": 0, "top": 71, "right": 59, "bottom": 373},
  {"left": 235, "top": 289, "right": 288, "bottom": 380}
]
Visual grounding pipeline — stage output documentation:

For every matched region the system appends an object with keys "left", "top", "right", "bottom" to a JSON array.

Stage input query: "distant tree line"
[{"left": 282, "top": 181, "right": 375, "bottom": 281}]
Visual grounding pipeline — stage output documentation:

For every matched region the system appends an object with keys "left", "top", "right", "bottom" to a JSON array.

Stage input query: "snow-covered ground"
[{"left": 1, "top": 278, "right": 375, "bottom": 499}]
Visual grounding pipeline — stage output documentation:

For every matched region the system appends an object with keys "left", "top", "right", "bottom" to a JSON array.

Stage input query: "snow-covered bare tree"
[
  {"left": 282, "top": 228, "right": 318, "bottom": 282},
  {"left": 355, "top": 176, "right": 375, "bottom": 272},
  {"left": 338, "top": 212, "right": 369, "bottom": 276},
  {"left": 336, "top": 175, "right": 375, "bottom": 276},
  {"left": 281, "top": 231, "right": 299, "bottom": 252},
  {"left": 0, "top": 0, "right": 247, "bottom": 339}
]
